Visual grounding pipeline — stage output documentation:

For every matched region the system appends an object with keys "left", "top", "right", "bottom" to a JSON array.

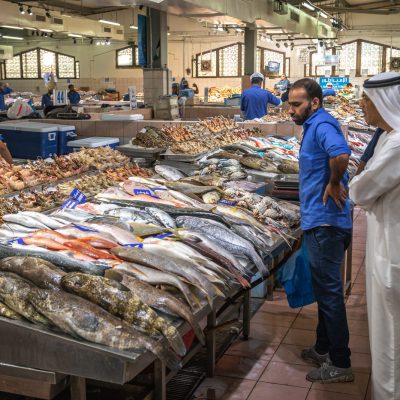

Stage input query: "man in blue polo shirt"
[
  {"left": 0, "top": 82, "right": 13, "bottom": 111},
  {"left": 67, "top": 84, "right": 81, "bottom": 105},
  {"left": 288, "top": 78, "right": 353, "bottom": 384},
  {"left": 322, "top": 82, "right": 336, "bottom": 98},
  {"left": 240, "top": 72, "right": 281, "bottom": 120}
]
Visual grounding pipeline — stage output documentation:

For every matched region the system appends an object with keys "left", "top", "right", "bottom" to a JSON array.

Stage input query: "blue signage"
[
  {"left": 319, "top": 77, "right": 350, "bottom": 90},
  {"left": 138, "top": 14, "right": 147, "bottom": 66}
]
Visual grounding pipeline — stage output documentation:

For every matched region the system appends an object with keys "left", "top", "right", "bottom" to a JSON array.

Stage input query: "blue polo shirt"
[
  {"left": 240, "top": 85, "right": 281, "bottom": 120},
  {"left": 299, "top": 108, "right": 352, "bottom": 231},
  {"left": 322, "top": 88, "right": 336, "bottom": 97},
  {"left": 41, "top": 93, "right": 53, "bottom": 108},
  {"left": 68, "top": 91, "right": 81, "bottom": 105}
]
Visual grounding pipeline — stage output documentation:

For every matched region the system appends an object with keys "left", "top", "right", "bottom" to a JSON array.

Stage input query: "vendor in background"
[
  {"left": 0, "top": 82, "right": 13, "bottom": 111},
  {"left": 182, "top": 79, "right": 199, "bottom": 95},
  {"left": 274, "top": 74, "right": 290, "bottom": 95},
  {"left": 344, "top": 82, "right": 353, "bottom": 92},
  {"left": 280, "top": 83, "right": 292, "bottom": 103},
  {"left": 322, "top": 83, "right": 336, "bottom": 98},
  {"left": 41, "top": 89, "right": 53, "bottom": 109},
  {"left": 241, "top": 72, "right": 281, "bottom": 120},
  {"left": 67, "top": 84, "right": 81, "bottom": 105}
]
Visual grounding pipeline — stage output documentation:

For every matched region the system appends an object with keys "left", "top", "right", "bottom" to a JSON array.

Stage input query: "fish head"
[
  {"left": 0, "top": 273, "right": 17, "bottom": 295},
  {"left": 28, "top": 287, "right": 50, "bottom": 306},
  {"left": 61, "top": 272, "right": 91, "bottom": 293}
]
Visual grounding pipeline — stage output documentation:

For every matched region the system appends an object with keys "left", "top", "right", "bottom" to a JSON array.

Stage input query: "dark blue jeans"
[{"left": 303, "top": 226, "right": 352, "bottom": 368}]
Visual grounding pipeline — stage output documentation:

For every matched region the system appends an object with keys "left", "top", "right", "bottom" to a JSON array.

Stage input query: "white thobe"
[{"left": 349, "top": 129, "right": 400, "bottom": 400}]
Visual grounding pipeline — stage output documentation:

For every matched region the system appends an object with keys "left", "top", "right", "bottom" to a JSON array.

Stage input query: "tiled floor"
[{"left": 193, "top": 208, "right": 371, "bottom": 400}]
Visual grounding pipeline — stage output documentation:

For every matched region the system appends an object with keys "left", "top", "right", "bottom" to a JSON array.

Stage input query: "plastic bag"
[
  {"left": 276, "top": 242, "right": 315, "bottom": 308},
  {"left": 7, "top": 99, "right": 33, "bottom": 119}
]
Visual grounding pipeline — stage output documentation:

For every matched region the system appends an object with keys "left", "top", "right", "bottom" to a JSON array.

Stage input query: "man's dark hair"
[
  {"left": 251, "top": 77, "right": 263, "bottom": 85},
  {"left": 291, "top": 78, "right": 323, "bottom": 107},
  {"left": 68, "top": 84, "right": 74, "bottom": 90},
  {"left": 347, "top": 83, "right": 353, "bottom": 88}
]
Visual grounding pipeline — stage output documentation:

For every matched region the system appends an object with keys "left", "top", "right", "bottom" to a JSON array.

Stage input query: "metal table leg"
[
  {"left": 206, "top": 310, "right": 216, "bottom": 378},
  {"left": 267, "top": 259, "right": 277, "bottom": 300},
  {"left": 242, "top": 290, "right": 251, "bottom": 340},
  {"left": 70, "top": 376, "right": 86, "bottom": 400},
  {"left": 153, "top": 360, "right": 166, "bottom": 400}
]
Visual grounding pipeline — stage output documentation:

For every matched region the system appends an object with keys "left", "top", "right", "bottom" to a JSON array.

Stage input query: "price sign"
[
  {"left": 54, "top": 89, "right": 68, "bottom": 106},
  {"left": 128, "top": 86, "right": 137, "bottom": 110}
]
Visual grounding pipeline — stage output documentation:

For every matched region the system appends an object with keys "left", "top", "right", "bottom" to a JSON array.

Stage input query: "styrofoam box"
[
  {"left": 100, "top": 114, "right": 144, "bottom": 121},
  {"left": 67, "top": 137, "right": 120, "bottom": 151}
]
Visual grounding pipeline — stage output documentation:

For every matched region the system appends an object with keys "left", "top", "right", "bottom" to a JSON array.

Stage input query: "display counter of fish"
[{"left": 0, "top": 147, "right": 129, "bottom": 196}]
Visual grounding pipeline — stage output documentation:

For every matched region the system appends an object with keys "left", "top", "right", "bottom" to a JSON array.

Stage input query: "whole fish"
[
  {"left": 167, "top": 189, "right": 214, "bottom": 211},
  {"left": 0, "top": 272, "right": 50, "bottom": 325},
  {"left": 28, "top": 288, "right": 181, "bottom": 371},
  {"left": 61, "top": 273, "right": 186, "bottom": 357},
  {"left": 2, "top": 223, "right": 37, "bottom": 234},
  {"left": 176, "top": 216, "right": 269, "bottom": 277},
  {"left": 106, "top": 208, "right": 159, "bottom": 225},
  {"left": 231, "top": 224, "right": 273, "bottom": 256},
  {"left": 17, "top": 212, "right": 65, "bottom": 230},
  {"left": 0, "top": 257, "right": 66, "bottom": 290},
  {"left": 0, "top": 228, "right": 30, "bottom": 240},
  {"left": 107, "top": 270, "right": 205, "bottom": 345},
  {"left": 0, "top": 300, "right": 22, "bottom": 320},
  {"left": 56, "top": 225, "right": 117, "bottom": 243},
  {"left": 165, "top": 182, "right": 222, "bottom": 195},
  {"left": 2, "top": 214, "right": 49, "bottom": 230},
  {"left": 175, "top": 230, "right": 250, "bottom": 288},
  {"left": 0, "top": 244, "right": 108, "bottom": 276},
  {"left": 82, "top": 223, "right": 142, "bottom": 246},
  {"left": 112, "top": 247, "right": 219, "bottom": 306},
  {"left": 50, "top": 208, "right": 93, "bottom": 223},
  {"left": 144, "top": 207, "right": 176, "bottom": 229},
  {"left": 128, "top": 222, "right": 167, "bottom": 237},
  {"left": 155, "top": 165, "right": 186, "bottom": 181},
  {"left": 110, "top": 262, "right": 199, "bottom": 310},
  {"left": 76, "top": 202, "right": 121, "bottom": 215}
]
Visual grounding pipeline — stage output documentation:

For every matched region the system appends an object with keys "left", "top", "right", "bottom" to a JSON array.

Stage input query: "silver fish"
[
  {"left": 144, "top": 207, "right": 176, "bottom": 229},
  {"left": 110, "top": 262, "right": 200, "bottom": 310},
  {"left": 155, "top": 165, "right": 186, "bottom": 181},
  {"left": 18, "top": 212, "right": 65, "bottom": 230},
  {"left": 2, "top": 214, "right": 48, "bottom": 230},
  {"left": 176, "top": 216, "right": 269, "bottom": 277}
]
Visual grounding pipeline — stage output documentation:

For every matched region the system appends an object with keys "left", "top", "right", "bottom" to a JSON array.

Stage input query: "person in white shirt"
[{"left": 349, "top": 71, "right": 400, "bottom": 400}]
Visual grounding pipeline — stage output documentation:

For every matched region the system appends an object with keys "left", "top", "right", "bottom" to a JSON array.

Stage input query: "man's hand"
[{"left": 323, "top": 182, "right": 348, "bottom": 209}]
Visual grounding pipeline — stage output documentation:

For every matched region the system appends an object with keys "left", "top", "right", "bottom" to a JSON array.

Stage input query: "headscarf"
[{"left": 363, "top": 71, "right": 400, "bottom": 129}]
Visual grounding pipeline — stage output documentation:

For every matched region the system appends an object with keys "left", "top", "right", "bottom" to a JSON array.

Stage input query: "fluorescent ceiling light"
[
  {"left": 2, "top": 35, "right": 24, "bottom": 40},
  {"left": 68, "top": 33, "right": 82, "bottom": 38},
  {"left": 99, "top": 19, "right": 120, "bottom": 26},
  {"left": 148, "top": 0, "right": 164, "bottom": 3},
  {"left": 40, "top": 28, "right": 53, "bottom": 32},
  {"left": 24, "top": 27, "right": 37, "bottom": 31},
  {"left": 319, "top": 11, "right": 328, "bottom": 18},
  {"left": 302, "top": 2, "right": 315, "bottom": 11},
  {"left": 2, "top": 25, "right": 24, "bottom": 30},
  {"left": 130, "top": 25, "right": 138, "bottom": 29}
]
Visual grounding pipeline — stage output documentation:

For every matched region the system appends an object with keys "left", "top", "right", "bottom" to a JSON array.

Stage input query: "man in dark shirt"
[
  {"left": 41, "top": 89, "right": 53, "bottom": 109},
  {"left": 67, "top": 84, "right": 81, "bottom": 105}
]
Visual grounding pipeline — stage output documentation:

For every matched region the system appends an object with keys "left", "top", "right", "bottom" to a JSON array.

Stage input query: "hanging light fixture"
[
  {"left": 27, "top": 6, "right": 33, "bottom": 15},
  {"left": 19, "top": 4, "right": 25, "bottom": 14}
]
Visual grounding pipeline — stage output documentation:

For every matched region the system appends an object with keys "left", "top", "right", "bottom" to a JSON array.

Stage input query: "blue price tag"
[
  {"left": 70, "top": 188, "right": 86, "bottom": 204},
  {"left": 151, "top": 187, "right": 167, "bottom": 191},
  {"left": 153, "top": 232, "right": 174, "bottom": 239},
  {"left": 8, "top": 238, "right": 25, "bottom": 246},
  {"left": 218, "top": 199, "right": 237, "bottom": 206},
  {"left": 122, "top": 243, "right": 144, "bottom": 248},
  {"left": 133, "top": 189, "right": 153, "bottom": 196},
  {"left": 72, "top": 223, "right": 98, "bottom": 232},
  {"left": 61, "top": 199, "right": 79, "bottom": 209}
]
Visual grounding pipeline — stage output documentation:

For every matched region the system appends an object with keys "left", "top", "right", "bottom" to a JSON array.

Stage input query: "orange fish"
[
  {"left": 22, "top": 236, "right": 70, "bottom": 251},
  {"left": 64, "top": 240, "right": 119, "bottom": 260}
]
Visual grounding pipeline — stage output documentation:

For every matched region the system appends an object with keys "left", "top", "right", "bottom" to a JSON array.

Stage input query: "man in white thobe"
[{"left": 349, "top": 71, "right": 400, "bottom": 400}]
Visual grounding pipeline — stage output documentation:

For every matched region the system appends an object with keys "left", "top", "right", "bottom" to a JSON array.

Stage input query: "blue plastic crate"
[
  {"left": 57, "top": 125, "right": 77, "bottom": 155},
  {"left": 0, "top": 123, "right": 58, "bottom": 159}
]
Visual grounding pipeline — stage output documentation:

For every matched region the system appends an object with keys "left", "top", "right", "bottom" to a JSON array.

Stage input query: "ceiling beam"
[{"left": 323, "top": 5, "right": 400, "bottom": 13}]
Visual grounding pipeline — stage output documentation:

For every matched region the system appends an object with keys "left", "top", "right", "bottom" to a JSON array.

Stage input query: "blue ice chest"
[
  {"left": 56, "top": 125, "right": 77, "bottom": 155},
  {"left": 0, "top": 122, "right": 58, "bottom": 159}
]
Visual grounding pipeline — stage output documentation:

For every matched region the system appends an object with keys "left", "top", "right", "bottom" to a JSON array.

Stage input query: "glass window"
[
  {"left": 263, "top": 49, "right": 284, "bottom": 74},
  {"left": 5, "top": 55, "right": 21, "bottom": 79},
  {"left": 40, "top": 49, "right": 56, "bottom": 75},
  {"left": 197, "top": 51, "right": 217, "bottom": 77},
  {"left": 58, "top": 54, "right": 75, "bottom": 78},
  {"left": 219, "top": 44, "right": 239, "bottom": 76},
  {"left": 117, "top": 47, "right": 133, "bottom": 67},
  {"left": 386, "top": 48, "right": 400, "bottom": 71},
  {"left": 361, "top": 42, "right": 383, "bottom": 75},
  {"left": 75, "top": 61, "right": 80, "bottom": 78},
  {"left": 21, "top": 50, "right": 39, "bottom": 78},
  {"left": 337, "top": 42, "right": 357, "bottom": 75},
  {"left": 311, "top": 49, "right": 332, "bottom": 76}
]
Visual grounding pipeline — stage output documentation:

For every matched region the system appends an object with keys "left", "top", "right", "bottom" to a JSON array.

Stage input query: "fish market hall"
[{"left": 0, "top": 0, "right": 395, "bottom": 398}]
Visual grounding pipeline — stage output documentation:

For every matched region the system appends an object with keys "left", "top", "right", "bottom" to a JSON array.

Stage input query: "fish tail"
[
  {"left": 190, "top": 319, "right": 206, "bottom": 346},
  {"left": 249, "top": 250, "right": 269, "bottom": 278},
  {"left": 212, "top": 284, "right": 225, "bottom": 298},
  {"left": 161, "top": 324, "right": 187, "bottom": 356}
]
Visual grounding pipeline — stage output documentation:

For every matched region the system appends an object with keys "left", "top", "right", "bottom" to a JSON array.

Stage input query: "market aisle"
[{"left": 193, "top": 208, "right": 371, "bottom": 400}]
